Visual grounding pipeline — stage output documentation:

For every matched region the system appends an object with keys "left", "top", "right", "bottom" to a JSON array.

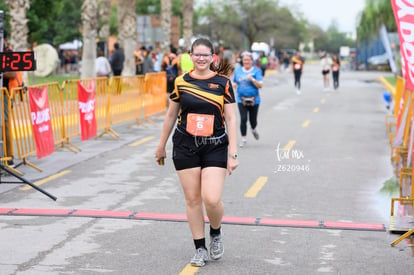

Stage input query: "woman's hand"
[
  {"left": 155, "top": 146, "right": 166, "bottom": 166},
  {"left": 227, "top": 157, "right": 238, "bottom": 175}
]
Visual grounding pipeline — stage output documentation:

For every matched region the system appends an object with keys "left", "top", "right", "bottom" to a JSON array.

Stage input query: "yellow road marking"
[
  {"left": 313, "top": 107, "right": 319, "bottom": 113},
  {"left": 128, "top": 136, "right": 155, "bottom": 147},
  {"left": 179, "top": 264, "right": 200, "bottom": 275},
  {"left": 244, "top": 176, "right": 268, "bottom": 198},
  {"left": 283, "top": 140, "right": 296, "bottom": 151},
  {"left": 302, "top": 120, "right": 311, "bottom": 127},
  {"left": 321, "top": 99, "right": 326, "bottom": 104},
  {"left": 20, "top": 170, "right": 71, "bottom": 191}
]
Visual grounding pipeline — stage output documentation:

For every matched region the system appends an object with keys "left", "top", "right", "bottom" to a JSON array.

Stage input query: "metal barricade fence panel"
[
  {"left": 61, "top": 79, "right": 81, "bottom": 140},
  {"left": 62, "top": 77, "right": 110, "bottom": 142},
  {"left": 27, "top": 83, "right": 67, "bottom": 152},
  {"left": 1, "top": 87, "right": 24, "bottom": 174},
  {"left": 94, "top": 77, "right": 110, "bottom": 132},
  {"left": 3, "top": 75, "right": 163, "bottom": 167},
  {"left": 108, "top": 75, "right": 145, "bottom": 126},
  {"left": 1, "top": 87, "right": 8, "bottom": 162},
  {"left": 9, "top": 85, "right": 37, "bottom": 161},
  {"left": 143, "top": 72, "right": 167, "bottom": 121}
]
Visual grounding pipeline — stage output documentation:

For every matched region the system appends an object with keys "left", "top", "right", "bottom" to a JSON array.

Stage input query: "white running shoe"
[
  {"left": 190, "top": 247, "right": 209, "bottom": 267},
  {"left": 210, "top": 234, "right": 224, "bottom": 260},
  {"left": 239, "top": 140, "right": 247, "bottom": 148}
]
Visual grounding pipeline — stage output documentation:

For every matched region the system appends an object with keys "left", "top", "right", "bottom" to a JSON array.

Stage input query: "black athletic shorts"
[{"left": 172, "top": 128, "right": 228, "bottom": 170}]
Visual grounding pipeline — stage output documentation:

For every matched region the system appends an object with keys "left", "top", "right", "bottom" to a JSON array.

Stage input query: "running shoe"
[
  {"left": 252, "top": 129, "right": 260, "bottom": 140},
  {"left": 239, "top": 139, "right": 247, "bottom": 148},
  {"left": 190, "top": 247, "right": 209, "bottom": 267},
  {"left": 209, "top": 234, "right": 224, "bottom": 260}
]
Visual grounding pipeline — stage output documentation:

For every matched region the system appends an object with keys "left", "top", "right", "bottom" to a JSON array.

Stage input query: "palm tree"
[
  {"left": 5, "top": 0, "right": 30, "bottom": 51},
  {"left": 117, "top": 0, "right": 136, "bottom": 76},
  {"left": 80, "top": 0, "right": 98, "bottom": 78},
  {"left": 182, "top": 0, "right": 194, "bottom": 51},
  {"left": 98, "top": 0, "right": 111, "bottom": 42},
  {"left": 161, "top": 0, "right": 172, "bottom": 53}
]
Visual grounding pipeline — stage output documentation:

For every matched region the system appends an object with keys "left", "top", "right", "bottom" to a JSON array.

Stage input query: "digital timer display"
[{"left": 0, "top": 51, "right": 37, "bottom": 72}]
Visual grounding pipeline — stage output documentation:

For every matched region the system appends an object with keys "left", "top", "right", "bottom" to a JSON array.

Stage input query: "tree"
[
  {"left": 98, "top": 0, "right": 111, "bottom": 41},
  {"left": 357, "top": 0, "right": 396, "bottom": 42},
  {"left": 80, "top": 0, "right": 98, "bottom": 78},
  {"left": 136, "top": 0, "right": 183, "bottom": 16},
  {"left": 194, "top": 0, "right": 305, "bottom": 51},
  {"left": 160, "top": 0, "right": 172, "bottom": 53},
  {"left": 117, "top": 0, "right": 136, "bottom": 76},
  {"left": 5, "top": 0, "right": 30, "bottom": 51},
  {"left": 182, "top": 0, "right": 193, "bottom": 50},
  {"left": 27, "top": 0, "right": 82, "bottom": 46}
]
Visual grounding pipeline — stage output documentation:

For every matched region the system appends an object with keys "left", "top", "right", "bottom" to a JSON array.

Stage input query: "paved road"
[{"left": 1, "top": 65, "right": 414, "bottom": 275}]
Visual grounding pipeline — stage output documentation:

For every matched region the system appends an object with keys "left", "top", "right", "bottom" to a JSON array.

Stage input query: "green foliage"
[
  {"left": 136, "top": 0, "right": 160, "bottom": 14},
  {"left": 110, "top": 4, "right": 117, "bottom": 35},
  {"left": 135, "top": 0, "right": 182, "bottom": 15},
  {"left": 316, "top": 23, "right": 354, "bottom": 53},
  {"left": 1, "top": 0, "right": 356, "bottom": 55},
  {"left": 0, "top": 2, "right": 10, "bottom": 31},
  {"left": 27, "top": 0, "right": 82, "bottom": 46},
  {"left": 194, "top": 0, "right": 308, "bottom": 50},
  {"left": 357, "top": 0, "right": 396, "bottom": 42}
]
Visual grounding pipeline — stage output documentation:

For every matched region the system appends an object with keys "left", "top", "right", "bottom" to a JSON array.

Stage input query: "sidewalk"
[{"left": 0, "top": 117, "right": 164, "bottom": 197}]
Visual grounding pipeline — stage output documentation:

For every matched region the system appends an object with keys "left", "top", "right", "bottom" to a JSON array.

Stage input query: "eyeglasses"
[{"left": 192, "top": 53, "right": 212, "bottom": 59}]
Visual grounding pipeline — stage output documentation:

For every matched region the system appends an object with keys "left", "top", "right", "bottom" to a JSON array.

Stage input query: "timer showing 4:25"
[{"left": 0, "top": 51, "right": 37, "bottom": 72}]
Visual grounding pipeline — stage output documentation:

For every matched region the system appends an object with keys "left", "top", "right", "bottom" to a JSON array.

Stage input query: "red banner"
[
  {"left": 392, "top": 0, "right": 414, "bottom": 90},
  {"left": 78, "top": 80, "right": 97, "bottom": 140},
  {"left": 29, "top": 86, "right": 55, "bottom": 159}
]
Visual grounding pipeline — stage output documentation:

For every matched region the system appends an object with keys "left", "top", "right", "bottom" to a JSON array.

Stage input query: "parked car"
[{"left": 367, "top": 53, "right": 391, "bottom": 71}]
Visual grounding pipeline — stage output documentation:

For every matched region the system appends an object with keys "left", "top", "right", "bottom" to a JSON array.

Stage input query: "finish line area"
[{"left": 0, "top": 207, "right": 386, "bottom": 232}]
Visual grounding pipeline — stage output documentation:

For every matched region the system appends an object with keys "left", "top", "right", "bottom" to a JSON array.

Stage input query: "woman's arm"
[
  {"left": 155, "top": 100, "right": 180, "bottom": 162},
  {"left": 224, "top": 102, "right": 239, "bottom": 175},
  {"left": 247, "top": 73, "right": 263, "bottom": 89}
]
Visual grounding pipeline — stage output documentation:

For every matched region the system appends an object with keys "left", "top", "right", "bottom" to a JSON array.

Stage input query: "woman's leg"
[
  {"left": 238, "top": 103, "right": 248, "bottom": 146},
  {"left": 323, "top": 73, "right": 330, "bottom": 88},
  {"left": 334, "top": 71, "right": 339, "bottom": 89},
  {"left": 201, "top": 167, "right": 227, "bottom": 228},
  {"left": 201, "top": 166, "right": 227, "bottom": 260},
  {"left": 294, "top": 70, "right": 302, "bottom": 90},
  {"left": 177, "top": 167, "right": 205, "bottom": 240},
  {"left": 248, "top": 105, "right": 260, "bottom": 130},
  {"left": 294, "top": 71, "right": 299, "bottom": 89}
]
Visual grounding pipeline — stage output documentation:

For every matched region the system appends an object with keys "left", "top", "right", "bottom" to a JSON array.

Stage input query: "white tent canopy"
[{"left": 59, "top": 39, "right": 82, "bottom": 50}]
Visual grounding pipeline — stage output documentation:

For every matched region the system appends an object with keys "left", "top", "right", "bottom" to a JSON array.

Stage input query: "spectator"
[
  {"left": 1, "top": 29, "right": 16, "bottom": 167},
  {"left": 110, "top": 42, "right": 125, "bottom": 76},
  {"left": 141, "top": 46, "right": 154, "bottom": 75},
  {"left": 95, "top": 49, "right": 111, "bottom": 77}
]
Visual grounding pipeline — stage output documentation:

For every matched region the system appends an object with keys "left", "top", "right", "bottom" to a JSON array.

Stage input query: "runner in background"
[
  {"left": 331, "top": 54, "right": 341, "bottom": 90},
  {"left": 321, "top": 52, "right": 332, "bottom": 92},
  {"left": 233, "top": 51, "right": 263, "bottom": 148},
  {"left": 290, "top": 50, "right": 304, "bottom": 95}
]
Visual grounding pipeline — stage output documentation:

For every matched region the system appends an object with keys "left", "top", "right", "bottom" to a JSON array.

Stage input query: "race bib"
[
  {"left": 186, "top": 113, "right": 214, "bottom": 137},
  {"left": 294, "top": 64, "right": 301, "bottom": 70}
]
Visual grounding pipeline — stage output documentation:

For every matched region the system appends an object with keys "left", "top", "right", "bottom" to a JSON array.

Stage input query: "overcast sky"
[{"left": 278, "top": 0, "right": 366, "bottom": 34}]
